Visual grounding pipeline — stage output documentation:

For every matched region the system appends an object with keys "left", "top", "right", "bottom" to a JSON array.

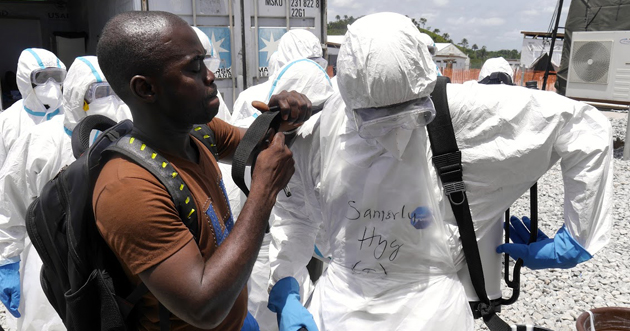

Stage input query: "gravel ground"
[{"left": 1, "top": 112, "right": 628, "bottom": 331}]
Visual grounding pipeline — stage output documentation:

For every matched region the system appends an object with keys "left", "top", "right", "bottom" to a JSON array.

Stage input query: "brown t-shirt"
[{"left": 93, "top": 118, "right": 246, "bottom": 331}]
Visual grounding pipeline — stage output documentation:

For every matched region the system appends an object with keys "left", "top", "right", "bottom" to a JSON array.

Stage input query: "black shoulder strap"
[
  {"left": 231, "top": 105, "right": 324, "bottom": 196},
  {"left": 426, "top": 76, "right": 511, "bottom": 331},
  {"left": 231, "top": 110, "right": 283, "bottom": 196},
  {"left": 105, "top": 135, "right": 200, "bottom": 244},
  {"left": 190, "top": 124, "right": 219, "bottom": 161}
]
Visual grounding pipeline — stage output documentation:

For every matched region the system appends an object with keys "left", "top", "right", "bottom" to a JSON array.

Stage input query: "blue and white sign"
[
  {"left": 198, "top": 26, "right": 232, "bottom": 79},
  {"left": 258, "top": 27, "right": 287, "bottom": 76}
]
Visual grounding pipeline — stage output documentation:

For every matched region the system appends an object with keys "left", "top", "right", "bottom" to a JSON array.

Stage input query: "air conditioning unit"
[{"left": 566, "top": 31, "right": 630, "bottom": 103}]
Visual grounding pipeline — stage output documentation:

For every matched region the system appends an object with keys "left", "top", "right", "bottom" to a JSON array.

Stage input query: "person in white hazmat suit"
[
  {"left": 478, "top": 57, "right": 514, "bottom": 85},
  {"left": 231, "top": 58, "right": 333, "bottom": 331},
  {"left": 231, "top": 29, "right": 327, "bottom": 126},
  {"left": 0, "top": 55, "right": 132, "bottom": 331},
  {"left": 0, "top": 48, "right": 66, "bottom": 168},
  {"left": 266, "top": 12, "right": 612, "bottom": 331}
]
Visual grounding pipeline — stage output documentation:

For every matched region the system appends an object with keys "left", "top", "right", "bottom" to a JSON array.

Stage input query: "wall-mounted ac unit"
[{"left": 566, "top": 31, "right": 630, "bottom": 103}]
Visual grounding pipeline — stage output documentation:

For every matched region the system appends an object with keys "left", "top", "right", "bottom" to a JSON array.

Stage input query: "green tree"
[
  {"left": 472, "top": 44, "right": 478, "bottom": 51},
  {"left": 420, "top": 17, "right": 427, "bottom": 29},
  {"left": 327, "top": 14, "right": 360, "bottom": 35},
  {"left": 442, "top": 33, "right": 450, "bottom": 42},
  {"left": 459, "top": 38, "right": 469, "bottom": 49},
  {"left": 478, "top": 45, "right": 487, "bottom": 60},
  {"left": 433, "top": 28, "right": 440, "bottom": 34},
  {"left": 410, "top": 17, "right": 421, "bottom": 29}
]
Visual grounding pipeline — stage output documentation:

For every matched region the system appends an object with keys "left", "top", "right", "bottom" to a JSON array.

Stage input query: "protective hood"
[
  {"left": 265, "top": 58, "right": 333, "bottom": 106},
  {"left": 192, "top": 26, "right": 221, "bottom": 70},
  {"left": 418, "top": 32, "right": 436, "bottom": 55},
  {"left": 337, "top": 12, "right": 438, "bottom": 110},
  {"left": 16, "top": 48, "right": 66, "bottom": 119},
  {"left": 478, "top": 57, "right": 513, "bottom": 81},
  {"left": 62, "top": 56, "right": 131, "bottom": 134},
  {"left": 268, "top": 29, "right": 323, "bottom": 76}
]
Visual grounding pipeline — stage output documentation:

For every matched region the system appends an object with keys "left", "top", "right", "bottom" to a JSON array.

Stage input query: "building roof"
[
  {"left": 326, "top": 35, "right": 345, "bottom": 46},
  {"left": 434, "top": 43, "right": 469, "bottom": 59},
  {"left": 521, "top": 31, "right": 565, "bottom": 39}
]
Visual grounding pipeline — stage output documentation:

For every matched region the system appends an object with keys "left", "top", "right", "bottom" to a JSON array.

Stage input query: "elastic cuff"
[
  {"left": 0, "top": 257, "right": 21, "bottom": 267},
  {"left": 268, "top": 277, "right": 300, "bottom": 312},
  {"left": 556, "top": 226, "right": 593, "bottom": 264}
]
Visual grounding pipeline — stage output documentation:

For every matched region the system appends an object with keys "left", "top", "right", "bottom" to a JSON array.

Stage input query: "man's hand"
[
  {"left": 253, "top": 90, "right": 312, "bottom": 133},
  {"left": 250, "top": 132, "right": 295, "bottom": 198}
]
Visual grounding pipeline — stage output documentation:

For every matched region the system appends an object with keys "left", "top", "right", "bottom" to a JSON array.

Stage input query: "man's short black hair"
[{"left": 96, "top": 11, "right": 189, "bottom": 101}]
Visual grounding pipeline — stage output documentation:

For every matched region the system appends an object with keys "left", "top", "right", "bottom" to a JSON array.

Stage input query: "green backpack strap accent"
[{"left": 106, "top": 135, "right": 200, "bottom": 243}]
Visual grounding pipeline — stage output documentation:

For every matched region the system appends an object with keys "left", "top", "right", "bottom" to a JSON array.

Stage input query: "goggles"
[
  {"left": 84, "top": 82, "right": 116, "bottom": 104},
  {"left": 353, "top": 97, "right": 436, "bottom": 139},
  {"left": 30, "top": 67, "right": 66, "bottom": 86},
  {"left": 309, "top": 57, "right": 328, "bottom": 70},
  {"left": 204, "top": 55, "right": 221, "bottom": 73}
]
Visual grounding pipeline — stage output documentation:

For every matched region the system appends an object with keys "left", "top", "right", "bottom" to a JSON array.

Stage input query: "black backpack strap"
[
  {"left": 231, "top": 105, "right": 324, "bottom": 196},
  {"left": 479, "top": 72, "right": 514, "bottom": 86},
  {"left": 231, "top": 109, "right": 282, "bottom": 196},
  {"left": 427, "top": 76, "right": 511, "bottom": 331},
  {"left": 190, "top": 124, "right": 219, "bottom": 161},
  {"left": 71, "top": 114, "right": 118, "bottom": 159},
  {"left": 159, "top": 303, "right": 171, "bottom": 331},
  {"left": 105, "top": 135, "right": 200, "bottom": 243}
]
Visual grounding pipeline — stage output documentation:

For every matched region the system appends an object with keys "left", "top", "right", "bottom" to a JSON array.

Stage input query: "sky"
[{"left": 327, "top": 0, "right": 570, "bottom": 51}]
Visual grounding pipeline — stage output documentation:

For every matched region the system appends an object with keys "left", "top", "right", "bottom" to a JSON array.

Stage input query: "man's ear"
[{"left": 130, "top": 75, "right": 157, "bottom": 103}]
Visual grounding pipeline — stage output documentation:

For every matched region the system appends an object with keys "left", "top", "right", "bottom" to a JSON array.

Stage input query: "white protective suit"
[
  {"left": 267, "top": 29, "right": 323, "bottom": 77},
  {"left": 232, "top": 59, "right": 333, "bottom": 331},
  {"left": 0, "top": 48, "right": 65, "bottom": 168},
  {"left": 232, "top": 29, "right": 324, "bottom": 125},
  {"left": 268, "top": 13, "right": 613, "bottom": 331},
  {"left": 0, "top": 56, "right": 132, "bottom": 331},
  {"left": 478, "top": 57, "right": 514, "bottom": 82}
]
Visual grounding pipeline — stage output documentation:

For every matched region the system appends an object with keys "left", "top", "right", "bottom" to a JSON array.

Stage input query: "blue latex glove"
[
  {"left": 496, "top": 216, "right": 592, "bottom": 270},
  {"left": 267, "top": 277, "right": 318, "bottom": 331},
  {"left": 241, "top": 311, "right": 260, "bottom": 331},
  {"left": 0, "top": 261, "right": 21, "bottom": 318}
]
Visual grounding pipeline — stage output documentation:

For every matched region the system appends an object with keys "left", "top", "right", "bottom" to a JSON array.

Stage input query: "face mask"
[
  {"left": 33, "top": 81, "right": 63, "bottom": 110},
  {"left": 85, "top": 95, "right": 127, "bottom": 122},
  {"left": 375, "top": 127, "right": 414, "bottom": 160}
]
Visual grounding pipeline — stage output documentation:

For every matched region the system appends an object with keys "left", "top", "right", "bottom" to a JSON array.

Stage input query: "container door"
[
  {"left": 242, "top": 0, "right": 326, "bottom": 88},
  {"left": 147, "top": 0, "right": 244, "bottom": 111}
]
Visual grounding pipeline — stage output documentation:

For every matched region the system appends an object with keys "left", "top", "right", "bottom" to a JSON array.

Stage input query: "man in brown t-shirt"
[{"left": 94, "top": 10, "right": 312, "bottom": 331}]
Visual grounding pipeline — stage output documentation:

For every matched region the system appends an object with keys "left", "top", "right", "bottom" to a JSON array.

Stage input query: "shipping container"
[{"left": 0, "top": 0, "right": 327, "bottom": 111}]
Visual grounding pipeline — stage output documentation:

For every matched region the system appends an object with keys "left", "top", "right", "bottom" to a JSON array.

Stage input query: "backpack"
[{"left": 25, "top": 115, "right": 219, "bottom": 330}]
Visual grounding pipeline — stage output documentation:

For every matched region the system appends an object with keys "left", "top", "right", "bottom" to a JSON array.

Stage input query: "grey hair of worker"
[{"left": 96, "top": 11, "right": 189, "bottom": 102}]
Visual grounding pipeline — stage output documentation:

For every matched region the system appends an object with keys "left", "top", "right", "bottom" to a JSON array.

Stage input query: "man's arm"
[{"left": 137, "top": 133, "right": 295, "bottom": 329}]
